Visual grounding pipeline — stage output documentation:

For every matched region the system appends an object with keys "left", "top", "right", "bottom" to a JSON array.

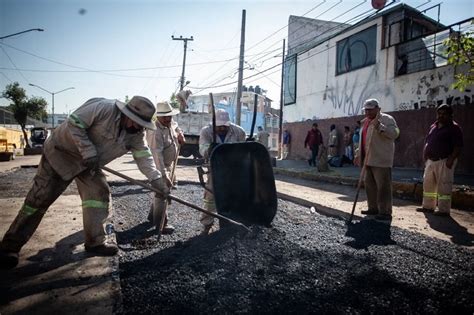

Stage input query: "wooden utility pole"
[
  {"left": 172, "top": 35, "right": 194, "bottom": 91},
  {"left": 278, "top": 39, "right": 286, "bottom": 158},
  {"left": 235, "top": 9, "right": 246, "bottom": 125}
]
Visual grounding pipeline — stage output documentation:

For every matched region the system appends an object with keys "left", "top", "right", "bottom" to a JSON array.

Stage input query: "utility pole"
[
  {"left": 278, "top": 39, "right": 286, "bottom": 159},
  {"left": 172, "top": 35, "right": 194, "bottom": 91},
  {"left": 235, "top": 9, "right": 246, "bottom": 126}
]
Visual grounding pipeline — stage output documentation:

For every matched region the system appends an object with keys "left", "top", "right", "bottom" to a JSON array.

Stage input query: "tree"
[
  {"left": 169, "top": 92, "right": 179, "bottom": 109},
  {"left": 444, "top": 21, "right": 474, "bottom": 91},
  {"left": 2, "top": 82, "right": 48, "bottom": 148}
]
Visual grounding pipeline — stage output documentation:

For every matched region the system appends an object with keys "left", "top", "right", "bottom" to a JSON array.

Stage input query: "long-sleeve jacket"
[
  {"left": 355, "top": 112, "right": 400, "bottom": 168},
  {"left": 304, "top": 129, "right": 323, "bottom": 148},
  {"left": 43, "top": 97, "right": 162, "bottom": 181},
  {"left": 146, "top": 119, "right": 180, "bottom": 175},
  {"left": 199, "top": 123, "right": 246, "bottom": 159},
  {"left": 328, "top": 129, "right": 338, "bottom": 147}
]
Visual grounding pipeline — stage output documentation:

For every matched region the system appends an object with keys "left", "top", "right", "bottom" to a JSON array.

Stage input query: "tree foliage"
[
  {"left": 444, "top": 21, "right": 474, "bottom": 91},
  {"left": 2, "top": 82, "right": 48, "bottom": 148},
  {"left": 169, "top": 92, "right": 179, "bottom": 109}
]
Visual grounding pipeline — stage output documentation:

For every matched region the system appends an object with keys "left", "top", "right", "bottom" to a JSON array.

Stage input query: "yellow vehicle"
[{"left": 0, "top": 127, "right": 27, "bottom": 161}]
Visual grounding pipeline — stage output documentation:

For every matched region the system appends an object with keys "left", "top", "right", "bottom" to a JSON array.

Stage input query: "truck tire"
[
  {"left": 180, "top": 146, "right": 192, "bottom": 158},
  {"left": 192, "top": 148, "right": 202, "bottom": 159}
]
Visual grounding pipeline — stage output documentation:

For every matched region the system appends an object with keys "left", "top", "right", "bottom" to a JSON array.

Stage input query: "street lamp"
[
  {"left": 29, "top": 83, "right": 75, "bottom": 128},
  {"left": 0, "top": 28, "right": 44, "bottom": 40}
]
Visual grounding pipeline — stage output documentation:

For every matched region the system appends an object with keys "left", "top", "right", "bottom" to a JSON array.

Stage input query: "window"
[
  {"left": 284, "top": 54, "right": 297, "bottom": 105},
  {"left": 336, "top": 26, "right": 377, "bottom": 75}
]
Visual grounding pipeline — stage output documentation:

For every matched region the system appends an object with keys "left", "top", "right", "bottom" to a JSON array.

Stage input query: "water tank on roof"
[
  {"left": 242, "top": 85, "right": 248, "bottom": 91},
  {"left": 255, "top": 85, "right": 261, "bottom": 94},
  {"left": 248, "top": 85, "right": 254, "bottom": 92}
]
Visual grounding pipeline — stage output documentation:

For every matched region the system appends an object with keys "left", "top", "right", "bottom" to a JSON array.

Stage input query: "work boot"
[
  {"left": 162, "top": 225, "right": 175, "bottom": 235},
  {"left": 201, "top": 225, "right": 213, "bottom": 236},
  {"left": 361, "top": 209, "right": 378, "bottom": 215},
  {"left": 0, "top": 250, "right": 19, "bottom": 269},
  {"left": 85, "top": 243, "right": 118, "bottom": 256},
  {"left": 416, "top": 207, "right": 434, "bottom": 213}
]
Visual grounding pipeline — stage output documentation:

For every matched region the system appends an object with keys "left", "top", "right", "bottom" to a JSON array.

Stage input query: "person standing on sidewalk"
[
  {"left": 328, "top": 124, "right": 339, "bottom": 159},
  {"left": 355, "top": 99, "right": 400, "bottom": 221},
  {"left": 416, "top": 104, "right": 463, "bottom": 217},
  {"left": 0, "top": 96, "right": 170, "bottom": 269},
  {"left": 352, "top": 120, "right": 361, "bottom": 154},
  {"left": 146, "top": 101, "right": 185, "bottom": 234},
  {"left": 343, "top": 126, "right": 353, "bottom": 163},
  {"left": 199, "top": 109, "right": 246, "bottom": 235},
  {"left": 281, "top": 129, "right": 291, "bottom": 159},
  {"left": 256, "top": 126, "right": 270, "bottom": 150},
  {"left": 304, "top": 123, "right": 323, "bottom": 167}
]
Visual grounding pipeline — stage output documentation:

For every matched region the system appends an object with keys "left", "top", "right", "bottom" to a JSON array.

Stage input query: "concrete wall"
[
  {"left": 283, "top": 106, "right": 474, "bottom": 174},
  {"left": 288, "top": 16, "right": 348, "bottom": 56},
  {"left": 283, "top": 16, "right": 473, "bottom": 123}
]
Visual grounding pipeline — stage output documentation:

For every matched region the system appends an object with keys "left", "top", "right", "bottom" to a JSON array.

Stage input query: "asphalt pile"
[{"left": 111, "top": 182, "right": 474, "bottom": 314}]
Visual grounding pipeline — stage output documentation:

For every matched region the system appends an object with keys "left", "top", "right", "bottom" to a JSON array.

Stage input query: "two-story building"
[{"left": 282, "top": 3, "right": 473, "bottom": 173}]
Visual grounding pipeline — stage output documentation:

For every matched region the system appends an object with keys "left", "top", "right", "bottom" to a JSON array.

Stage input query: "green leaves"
[{"left": 443, "top": 20, "right": 474, "bottom": 91}]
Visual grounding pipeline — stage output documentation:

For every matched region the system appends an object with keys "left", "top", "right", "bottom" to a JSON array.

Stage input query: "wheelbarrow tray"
[{"left": 210, "top": 142, "right": 277, "bottom": 226}]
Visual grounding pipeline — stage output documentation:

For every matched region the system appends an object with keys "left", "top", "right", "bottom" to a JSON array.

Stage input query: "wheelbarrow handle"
[{"left": 100, "top": 166, "right": 250, "bottom": 232}]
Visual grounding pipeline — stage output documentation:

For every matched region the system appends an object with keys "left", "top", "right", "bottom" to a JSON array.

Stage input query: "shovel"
[
  {"left": 100, "top": 165, "right": 250, "bottom": 232},
  {"left": 155, "top": 144, "right": 181, "bottom": 240}
]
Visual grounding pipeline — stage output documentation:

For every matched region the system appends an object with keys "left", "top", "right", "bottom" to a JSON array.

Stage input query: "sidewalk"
[
  {"left": 274, "top": 159, "right": 474, "bottom": 210},
  {"left": 0, "top": 155, "right": 121, "bottom": 314}
]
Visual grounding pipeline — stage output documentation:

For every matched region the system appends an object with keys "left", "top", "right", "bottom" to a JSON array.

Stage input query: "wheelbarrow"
[{"left": 206, "top": 93, "right": 278, "bottom": 227}]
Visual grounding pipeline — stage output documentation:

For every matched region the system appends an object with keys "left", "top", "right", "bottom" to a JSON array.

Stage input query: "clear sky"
[{"left": 1, "top": 0, "right": 472, "bottom": 115}]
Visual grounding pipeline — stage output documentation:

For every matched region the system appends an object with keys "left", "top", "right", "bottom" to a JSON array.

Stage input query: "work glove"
[
  {"left": 82, "top": 156, "right": 100, "bottom": 171},
  {"left": 151, "top": 178, "right": 170, "bottom": 197}
]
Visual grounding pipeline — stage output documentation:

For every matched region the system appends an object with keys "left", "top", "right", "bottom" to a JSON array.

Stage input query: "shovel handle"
[{"left": 100, "top": 166, "right": 250, "bottom": 231}]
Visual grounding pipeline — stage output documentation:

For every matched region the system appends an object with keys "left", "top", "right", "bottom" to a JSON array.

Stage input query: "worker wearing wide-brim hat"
[
  {"left": 0, "top": 96, "right": 170, "bottom": 269},
  {"left": 146, "top": 101, "right": 185, "bottom": 234}
]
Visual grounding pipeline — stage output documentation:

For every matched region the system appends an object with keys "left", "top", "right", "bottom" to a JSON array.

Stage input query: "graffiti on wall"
[{"left": 327, "top": 66, "right": 394, "bottom": 115}]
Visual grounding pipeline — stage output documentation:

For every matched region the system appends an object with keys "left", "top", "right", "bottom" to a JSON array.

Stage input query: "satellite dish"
[{"left": 372, "top": 0, "right": 387, "bottom": 10}]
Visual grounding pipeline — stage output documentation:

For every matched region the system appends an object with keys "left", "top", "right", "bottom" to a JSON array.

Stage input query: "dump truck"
[
  {"left": 0, "top": 127, "right": 25, "bottom": 161},
  {"left": 176, "top": 111, "right": 211, "bottom": 159}
]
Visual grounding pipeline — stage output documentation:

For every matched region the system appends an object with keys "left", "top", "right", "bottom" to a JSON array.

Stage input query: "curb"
[
  {"left": 277, "top": 191, "right": 362, "bottom": 222},
  {"left": 274, "top": 167, "right": 474, "bottom": 211}
]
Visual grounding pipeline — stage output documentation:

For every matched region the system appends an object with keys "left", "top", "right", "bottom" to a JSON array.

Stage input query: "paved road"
[{"left": 0, "top": 154, "right": 472, "bottom": 314}]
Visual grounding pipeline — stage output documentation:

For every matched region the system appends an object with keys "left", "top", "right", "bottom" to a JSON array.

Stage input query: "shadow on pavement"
[
  {"left": 116, "top": 221, "right": 157, "bottom": 249},
  {"left": 345, "top": 219, "right": 397, "bottom": 249},
  {"left": 0, "top": 231, "right": 100, "bottom": 304},
  {"left": 425, "top": 214, "right": 474, "bottom": 247}
]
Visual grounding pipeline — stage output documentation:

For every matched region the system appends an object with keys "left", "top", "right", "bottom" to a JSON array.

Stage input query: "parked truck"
[
  {"left": 176, "top": 111, "right": 211, "bottom": 159},
  {"left": 0, "top": 127, "right": 26, "bottom": 161}
]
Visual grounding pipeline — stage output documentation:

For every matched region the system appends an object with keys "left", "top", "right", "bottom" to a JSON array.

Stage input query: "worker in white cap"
[{"left": 198, "top": 109, "right": 246, "bottom": 235}]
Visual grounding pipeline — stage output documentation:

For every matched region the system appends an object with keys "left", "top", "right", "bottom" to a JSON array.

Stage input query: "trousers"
[
  {"left": 364, "top": 166, "right": 393, "bottom": 215},
  {"left": 0, "top": 156, "right": 110, "bottom": 253},
  {"left": 149, "top": 166, "right": 172, "bottom": 226},
  {"left": 422, "top": 159, "right": 456, "bottom": 213},
  {"left": 201, "top": 170, "right": 216, "bottom": 228}
]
